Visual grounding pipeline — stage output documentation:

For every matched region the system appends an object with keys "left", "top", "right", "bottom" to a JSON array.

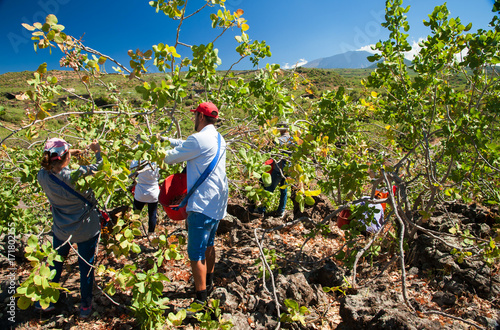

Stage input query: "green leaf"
[
  {"left": 124, "top": 228, "right": 133, "bottom": 239},
  {"left": 34, "top": 275, "right": 42, "bottom": 286},
  {"left": 131, "top": 244, "right": 141, "bottom": 254},
  {"left": 305, "top": 195, "right": 315, "bottom": 206},
  {"left": 39, "top": 264, "right": 51, "bottom": 277},
  {"left": 335, "top": 250, "right": 345, "bottom": 260},
  {"left": 17, "top": 296, "right": 32, "bottom": 310},
  {"left": 37, "top": 63, "right": 47, "bottom": 74},
  {"left": 16, "top": 286, "right": 27, "bottom": 295},
  {"left": 238, "top": 148, "right": 247, "bottom": 160},
  {"left": 136, "top": 281, "right": 146, "bottom": 293},
  {"left": 27, "top": 235, "right": 38, "bottom": 248},
  {"left": 46, "top": 14, "right": 58, "bottom": 26},
  {"left": 46, "top": 30, "right": 56, "bottom": 41},
  {"left": 136, "top": 272, "right": 147, "bottom": 281},
  {"left": 106, "top": 284, "right": 116, "bottom": 296},
  {"left": 40, "top": 102, "right": 55, "bottom": 111},
  {"left": 52, "top": 24, "right": 65, "bottom": 32},
  {"left": 22, "top": 23, "right": 36, "bottom": 31},
  {"left": 262, "top": 172, "right": 272, "bottom": 187},
  {"left": 40, "top": 297, "right": 51, "bottom": 309},
  {"left": 25, "top": 286, "right": 36, "bottom": 298}
]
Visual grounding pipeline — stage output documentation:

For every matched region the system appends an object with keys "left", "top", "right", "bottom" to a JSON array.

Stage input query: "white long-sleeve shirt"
[
  {"left": 164, "top": 125, "right": 228, "bottom": 220},
  {"left": 131, "top": 161, "right": 160, "bottom": 203},
  {"left": 358, "top": 196, "right": 385, "bottom": 233}
]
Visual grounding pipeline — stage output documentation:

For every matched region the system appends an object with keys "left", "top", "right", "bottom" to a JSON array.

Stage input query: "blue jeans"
[
  {"left": 186, "top": 212, "right": 219, "bottom": 261},
  {"left": 51, "top": 233, "right": 99, "bottom": 308},
  {"left": 259, "top": 160, "right": 288, "bottom": 215},
  {"left": 133, "top": 199, "right": 158, "bottom": 233}
]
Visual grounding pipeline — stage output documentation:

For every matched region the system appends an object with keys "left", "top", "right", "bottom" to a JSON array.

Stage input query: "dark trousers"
[
  {"left": 133, "top": 199, "right": 158, "bottom": 233},
  {"left": 51, "top": 233, "right": 99, "bottom": 308}
]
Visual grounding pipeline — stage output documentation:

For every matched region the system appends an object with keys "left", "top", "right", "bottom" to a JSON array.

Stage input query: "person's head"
[
  {"left": 191, "top": 102, "right": 218, "bottom": 131},
  {"left": 41, "top": 138, "right": 71, "bottom": 171},
  {"left": 277, "top": 122, "right": 289, "bottom": 136}
]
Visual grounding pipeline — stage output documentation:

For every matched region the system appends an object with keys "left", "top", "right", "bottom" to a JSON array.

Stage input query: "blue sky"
[{"left": 0, "top": 0, "right": 496, "bottom": 74}]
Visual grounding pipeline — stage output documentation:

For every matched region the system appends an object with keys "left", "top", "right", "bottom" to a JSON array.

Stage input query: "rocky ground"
[{"left": 1, "top": 197, "right": 499, "bottom": 329}]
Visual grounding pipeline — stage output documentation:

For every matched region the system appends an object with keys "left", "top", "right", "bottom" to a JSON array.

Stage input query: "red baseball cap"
[{"left": 190, "top": 102, "right": 219, "bottom": 118}]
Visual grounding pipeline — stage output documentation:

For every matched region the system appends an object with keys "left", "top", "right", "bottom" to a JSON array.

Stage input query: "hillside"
[
  {"left": 303, "top": 50, "right": 412, "bottom": 69},
  {"left": 0, "top": 69, "right": 367, "bottom": 141},
  {"left": 0, "top": 67, "right": 471, "bottom": 143}
]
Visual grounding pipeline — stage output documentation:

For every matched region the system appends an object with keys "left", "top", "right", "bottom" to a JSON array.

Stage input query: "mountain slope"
[
  {"left": 303, "top": 50, "right": 411, "bottom": 69},
  {"left": 303, "top": 51, "right": 376, "bottom": 69}
]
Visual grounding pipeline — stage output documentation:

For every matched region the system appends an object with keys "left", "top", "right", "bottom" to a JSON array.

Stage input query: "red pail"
[
  {"left": 158, "top": 173, "right": 188, "bottom": 220},
  {"left": 337, "top": 209, "right": 352, "bottom": 229}
]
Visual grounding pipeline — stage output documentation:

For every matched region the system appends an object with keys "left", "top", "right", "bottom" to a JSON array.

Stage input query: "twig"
[
  {"left": 95, "top": 283, "right": 127, "bottom": 308},
  {"left": 262, "top": 216, "right": 313, "bottom": 235},
  {"left": 362, "top": 254, "right": 399, "bottom": 286},
  {"left": 66, "top": 237, "right": 97, "bottom": 269},
  {"left": 182, "top": 2, "right": 209, "bottom": 20},
  {"left": 382, "top": 169, "right": 414, "bottom": 312},
  {"left": 421, "top": 310, "right": 486, "bottom": 330},
  {"left": 59, "top": 232, "right": 133, "bottom": 309},
  {"left": 253, "top": 228, "right": 281, "bottom": 329},
  {"left": 77, "top": 42, "right": 144, "bottom": 82},
  {"left": 0, "top": 109, "right": 156, "bottom": 146},
  {"left": 55, "top": 235, "right": 73, "bottom": 251},
  {"left": 351, "top": 220, "right": 390, "bottom": 287}
]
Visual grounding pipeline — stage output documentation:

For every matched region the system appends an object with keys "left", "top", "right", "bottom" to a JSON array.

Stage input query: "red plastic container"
[
  {"left": 337, "top": 209, "right": 352, "bottom": 229},
  {"left": 158, "top": 173, "right": 188, "bottom": 221}
]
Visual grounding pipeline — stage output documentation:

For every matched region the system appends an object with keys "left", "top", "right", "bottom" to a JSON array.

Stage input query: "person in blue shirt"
[
  {"left": 37, "top": 138, "right": 102, "bottom": 318},
  {"left": 250, "top": 124, "right": 292, "bottom": 218},
  {"left": 163, "top": 102, "right": 228, "bottom": 304}
]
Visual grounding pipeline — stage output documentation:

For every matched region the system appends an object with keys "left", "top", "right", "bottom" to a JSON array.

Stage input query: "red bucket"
[
  {"left": 337, "top": 209, "right": 352, "bottom": 229},
  {"left": 158, "top": 173, "right": 188, "bottom": 221}
]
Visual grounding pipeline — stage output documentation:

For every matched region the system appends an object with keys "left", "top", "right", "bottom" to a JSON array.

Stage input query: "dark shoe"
[
  {"left": 269, "top": 210, "right": 286, "bottom": 218},
  {"left": 80, "top": 304, "right": 92, "bottom": 318},
  {"left": 35, "top": 301, "right": 55, "bottom": 312}
]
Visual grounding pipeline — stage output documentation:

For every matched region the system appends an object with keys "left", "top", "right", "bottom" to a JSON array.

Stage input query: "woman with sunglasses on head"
[{"left": 36, "top": 138, "right": 102, "bottom": 318}]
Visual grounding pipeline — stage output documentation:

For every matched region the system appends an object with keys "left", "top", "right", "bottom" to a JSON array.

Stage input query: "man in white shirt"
[{"left": 163, "top": 102, "right": 228, "bottom": 303}]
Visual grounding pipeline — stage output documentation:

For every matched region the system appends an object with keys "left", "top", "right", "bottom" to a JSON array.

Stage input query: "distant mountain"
[{"left": 303, "top": 50, "right": 411, "bottom": 69}]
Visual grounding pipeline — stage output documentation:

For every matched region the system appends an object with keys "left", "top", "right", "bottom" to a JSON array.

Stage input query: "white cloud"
[
  {"left": 357, "top": 38, "right": 473, "bottom": 64},
  {"left": 404, "top": 39, "right": 424, "bottom": 60},
  {"left": 357, "top": 44, "right": 379, "bottom": 54},
  {"left": 357, "top": 39, "right": 423, "bottom": 61},
  {"left": 455, "top": 47, "right": 469, "bottom": 62},
  {"left": 283, "top": 59, "right": 308, "bottom": 69},
  {"left": 404, "top": 38, "right": 467, "bottom": 62}
]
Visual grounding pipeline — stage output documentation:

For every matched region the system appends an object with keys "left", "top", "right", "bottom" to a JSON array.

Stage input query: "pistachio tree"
[{"left": 1, "top": 0, "right": 499, "bottom": 327}]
